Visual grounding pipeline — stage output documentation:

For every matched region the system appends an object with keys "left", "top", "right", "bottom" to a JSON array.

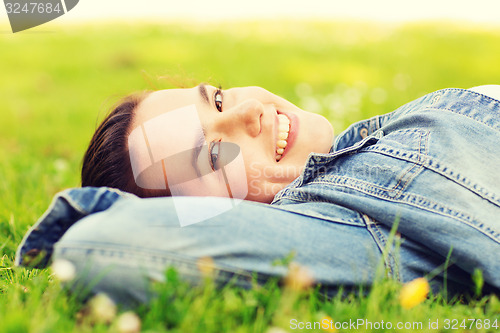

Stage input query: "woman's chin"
[{"left": 306, "top": 114, "right": 334, "bottom": 154}]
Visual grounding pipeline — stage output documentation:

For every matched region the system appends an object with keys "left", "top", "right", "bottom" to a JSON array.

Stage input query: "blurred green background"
[{"left": 1, "top": 20, "right": 500, "bottom": 259}]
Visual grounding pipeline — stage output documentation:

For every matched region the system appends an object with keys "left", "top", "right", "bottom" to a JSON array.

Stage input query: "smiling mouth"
[{"left": 275, "top": 114, "right": 290, "bottom": 162}]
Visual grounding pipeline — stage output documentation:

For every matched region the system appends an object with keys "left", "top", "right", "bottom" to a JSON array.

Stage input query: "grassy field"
[{"left": 1, "top": 20, "right": 500, "bottom": 332}]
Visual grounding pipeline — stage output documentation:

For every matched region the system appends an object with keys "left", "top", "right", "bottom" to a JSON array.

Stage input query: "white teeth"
[
  {"left": 278, "top": 114, "right": 290, "bottom": 124},
  {"left": 279, "top": 123, "right": 289, "bottom": 132},
  {"left": 278, "top": 132, "right": 288, "bottom": 140},
  {"left": 276, "top": 140, "right": 287, "bottom": 148},
  {"left": 275, "top": 113, "right": 291, "bottom": 162}
]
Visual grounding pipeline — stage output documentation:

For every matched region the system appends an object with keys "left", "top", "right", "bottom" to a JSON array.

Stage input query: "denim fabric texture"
[{"left": 16, "top": 88, "right": 500, "bottom": 305}]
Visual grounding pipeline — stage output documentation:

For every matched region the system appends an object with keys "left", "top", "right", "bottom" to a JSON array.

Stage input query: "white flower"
[
  {"left": 116, "top": 311, "right": 142, "bottom": 333},
  {"left": 88, "top": 293, "right": 117, "bottom": 324},
  {"left": 51, "top": 259, "right": 76, "bottom": 282}
]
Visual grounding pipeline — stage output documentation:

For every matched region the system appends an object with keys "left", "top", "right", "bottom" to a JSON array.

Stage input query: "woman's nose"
[{"left": 217, "top": 99, "right": 263, "bottom": 137}]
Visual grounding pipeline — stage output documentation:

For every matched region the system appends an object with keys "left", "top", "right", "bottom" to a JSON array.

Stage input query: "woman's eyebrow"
[{"left": 198, "top": 84, "right": 210, "bottom": 105}]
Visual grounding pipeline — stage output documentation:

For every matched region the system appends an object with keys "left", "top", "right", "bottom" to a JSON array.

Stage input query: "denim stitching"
[
  {"left": 393, "top": 130, "right": 429, "bottom": 198},
  {"left": 425, "top": 106, "right": 500, "bottom": 132},
  {"left": 291, "top": 174, "right": 500, "bottom": 244},
  {"left": 424, "top": 157, "right": 500, "bottom": 207},
  {"left": 270, "top": 196, "right": 365, "bottom": 226},
  {"left": 363, "top": 214, "right": 400, "bottom": 281},
  {"left": 361, "top": 142, "right": 500, "bottom": 207},
  {"left": 58, "top": 192, "right": 90, "bottom": 215},
  {"left": 303, "top": 175, "right": 478, "bottom": 219},
  {"left": 56, "top": 244, "right": 260, "bottom": 281},
  {"left": 365, "top": 141, "right": 500, "bottom": 207},
  {"left": 309, "top": 176, "right": 500, "bottom": 243},
  {"left": 310, "top": 138, "right": 428, "bottom": 198}
]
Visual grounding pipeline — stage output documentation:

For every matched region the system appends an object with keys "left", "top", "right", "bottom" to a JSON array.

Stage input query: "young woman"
[
  {"left": 17, "top": 84, "right": 500, "bottom": 305},
  {"left": 81, "top": 84, "right": 336, "bottom": 203}
]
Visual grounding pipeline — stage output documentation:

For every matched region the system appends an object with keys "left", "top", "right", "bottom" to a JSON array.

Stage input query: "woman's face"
[{"left": 131, "top": 85, "right": 334, "bottom": 203}]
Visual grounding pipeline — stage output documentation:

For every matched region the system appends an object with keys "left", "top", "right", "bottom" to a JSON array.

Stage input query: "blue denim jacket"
[
  {"left": 272, "top": 88, "right": 500, "bottom": 288},
  {"left": 16, "top": 88, "right": 500, "bottom": 304}
]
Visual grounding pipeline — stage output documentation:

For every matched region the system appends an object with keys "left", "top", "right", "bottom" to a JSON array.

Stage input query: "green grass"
[{"left": 1, "top": 20, "right": 500, "bottom": 332}]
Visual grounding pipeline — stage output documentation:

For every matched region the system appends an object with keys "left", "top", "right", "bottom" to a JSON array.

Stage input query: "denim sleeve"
[
  {"left": 15, "top": 187, "right": 134, "bottom": 268},
  {"left": 51, "top": 195, "right": 385, "bottom": 305}
]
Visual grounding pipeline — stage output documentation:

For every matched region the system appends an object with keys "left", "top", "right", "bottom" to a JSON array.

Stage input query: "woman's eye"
[
  {"left": 214, "top": 89, "right": 223, "bottom": 112},
  {"left": 208, "top": 139, "right": 222, "bottom": 171}
]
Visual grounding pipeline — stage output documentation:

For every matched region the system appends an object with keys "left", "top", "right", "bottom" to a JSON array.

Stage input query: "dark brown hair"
[{"left": 81, "top": 91, "right": 169, "bottom": 198}]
